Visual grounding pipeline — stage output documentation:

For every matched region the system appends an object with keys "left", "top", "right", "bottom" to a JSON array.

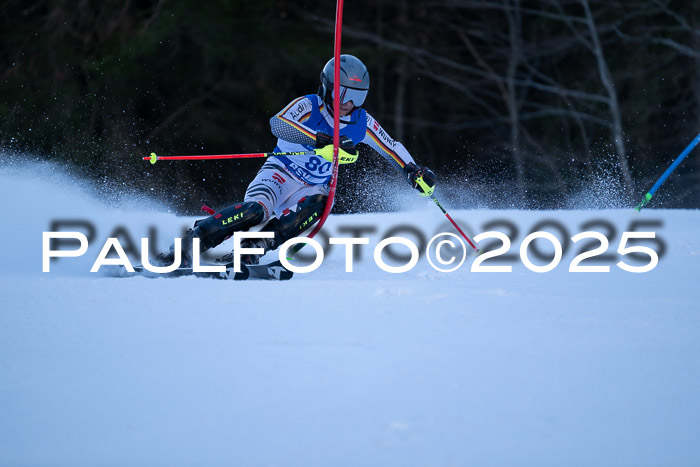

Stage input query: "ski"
[
  {"left": 109, "top": 260, "right": 293, "bottom": 281},
  {"left": 244, "top": 260, "right": 294, "bottom": 281}
]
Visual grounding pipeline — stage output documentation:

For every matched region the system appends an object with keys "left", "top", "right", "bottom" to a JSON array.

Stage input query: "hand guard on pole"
[
  {"left": 315, "top": 131, "right": 358, "bottom": 164},
  {"left": 403, "top": 162, "right": 436, "bottom": 197}
]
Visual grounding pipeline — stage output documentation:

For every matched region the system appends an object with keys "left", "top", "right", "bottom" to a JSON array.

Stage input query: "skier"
[{"left": 155, "top": 54, "right": 436, "bottom": 270}]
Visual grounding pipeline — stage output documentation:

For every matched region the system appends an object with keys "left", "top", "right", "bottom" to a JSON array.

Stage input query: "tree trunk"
[
  {"left": 505, "top": 0, "right": 526, "bottom": 204},
  {"left": 580, "top": 0, "right": 634, "bottom": 196},
  {"left": 394, "top": 0, "right": 408, "bottom": 143},
  {"left": 693, "top": 2, "right": 700, "bottom": 194}
]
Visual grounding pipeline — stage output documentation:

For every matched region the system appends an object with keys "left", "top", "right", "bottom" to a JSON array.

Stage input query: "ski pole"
[
  {"left": 143, "top": 151, "right": 317, "bottom": 165},
  {"left": 635, "top": 131, "right": 700, "bottom": 212},
  {"left": 415, "top": 175, "right": 479, "bottom": 252}
]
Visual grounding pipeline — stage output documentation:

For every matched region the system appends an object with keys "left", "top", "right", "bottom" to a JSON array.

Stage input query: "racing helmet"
[{"left": 319, "top": 54, "right": 370, "bottom": 111}]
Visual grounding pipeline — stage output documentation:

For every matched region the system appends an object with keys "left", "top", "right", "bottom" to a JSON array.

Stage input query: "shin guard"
[
  {"left": 262, "top": 194, "right": 328, "bottom": 247},
  {"left": 194, "top": 201, "right": 266, "bottom": 250}
]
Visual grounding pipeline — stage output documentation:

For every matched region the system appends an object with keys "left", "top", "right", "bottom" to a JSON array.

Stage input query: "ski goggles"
[{"left": 332, "top": 85, "right": 368, "bottom": 106}]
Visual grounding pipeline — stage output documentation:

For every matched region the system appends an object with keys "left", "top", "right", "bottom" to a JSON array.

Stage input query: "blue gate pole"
[{"left": 636, "top": 132, "right": 700, "bottom": 211}]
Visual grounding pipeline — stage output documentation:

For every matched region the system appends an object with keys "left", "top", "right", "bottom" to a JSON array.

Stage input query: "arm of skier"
[
  {"left": 362, "top": 112, "right": 436, "bottom": 196},
  {"left": 269, "top": 96, "right": 324, "bottom": 147},
  {"left": 270, "top": 96, "right": 358, "bottom": 163}
]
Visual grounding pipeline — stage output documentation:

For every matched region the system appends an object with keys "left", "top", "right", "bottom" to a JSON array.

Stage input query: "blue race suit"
[{"left": 269, "top": 94, "right": 416, "bottom": 185}]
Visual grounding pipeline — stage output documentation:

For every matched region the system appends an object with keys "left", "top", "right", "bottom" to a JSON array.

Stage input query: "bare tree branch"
[{"left": 307, "top": 13, "right": 611, "bottom": 105}]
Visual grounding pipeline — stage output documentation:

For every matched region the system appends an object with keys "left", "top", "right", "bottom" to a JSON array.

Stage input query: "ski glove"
[
  {"left": 315, "top": 131, "right": 356, "bottom": 152},
  {"left": 314, "top": 131, "right": 358, "bottom": 164},
  {"left": 315, "top": 131, "right": 333, "bottom": 149},
  {"left": 403, "top": 162, "right": 436, "bottom": 197}
]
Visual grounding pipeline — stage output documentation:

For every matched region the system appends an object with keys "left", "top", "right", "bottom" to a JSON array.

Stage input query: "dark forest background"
[{"left": 1, "top": 0, "right": 698, "bottom": 213}]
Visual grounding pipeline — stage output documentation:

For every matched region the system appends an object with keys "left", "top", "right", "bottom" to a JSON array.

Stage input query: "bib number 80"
[{"left": 305, "top": 156, "right": 332, "bottom": 174}]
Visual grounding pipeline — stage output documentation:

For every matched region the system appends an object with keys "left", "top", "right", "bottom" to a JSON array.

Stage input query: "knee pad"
[{"left": 194, "top": 201, "right": 265, "bottom": 250}]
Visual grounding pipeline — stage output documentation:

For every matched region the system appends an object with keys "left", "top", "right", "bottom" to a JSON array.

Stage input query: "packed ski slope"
[{"left": 1, "top": 162, "right": 700, "bottom": 466}]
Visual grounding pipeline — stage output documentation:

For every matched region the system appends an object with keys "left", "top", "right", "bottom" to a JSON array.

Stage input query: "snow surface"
[{"left": 1, "top": 162, "right": 700, "bottom": 466}]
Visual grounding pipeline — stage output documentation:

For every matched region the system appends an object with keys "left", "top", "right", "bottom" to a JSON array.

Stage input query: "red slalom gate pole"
[{"left": 288, "top": 0, "right": 344, "bottom": 258}]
